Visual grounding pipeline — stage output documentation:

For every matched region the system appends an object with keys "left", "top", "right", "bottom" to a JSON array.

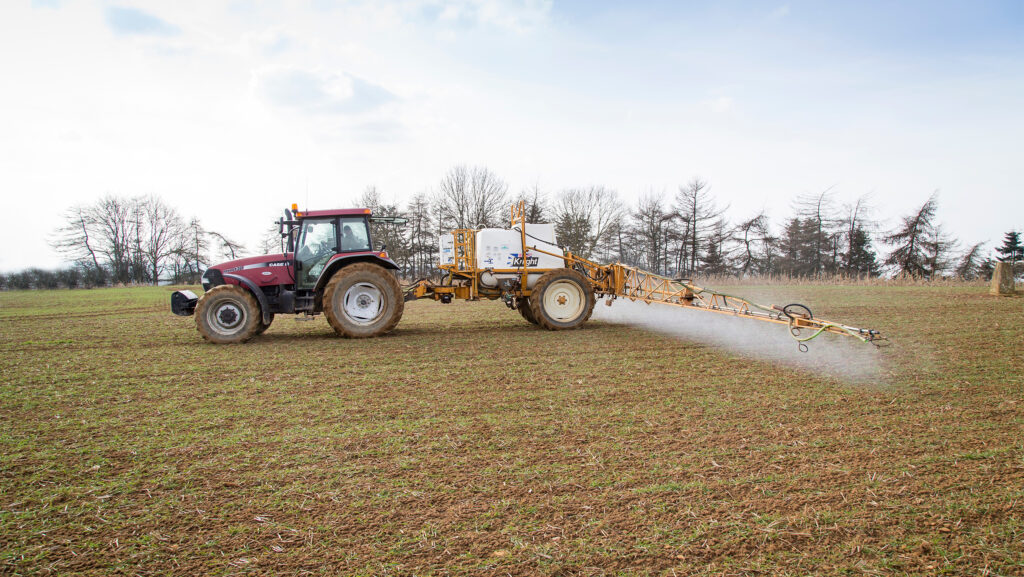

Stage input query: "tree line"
[
  {"left": 358, "top": 166, "right": 1018, "bottom": 283},
  {"left": 8, "top": 195, "right": 246, "bottom": 289},
  {"left": 5, "top": 166, "right": 1021, "bottom": 289}
]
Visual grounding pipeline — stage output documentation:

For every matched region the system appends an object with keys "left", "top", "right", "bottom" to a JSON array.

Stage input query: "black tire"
[
  {"left": 529, "top": 269, "right": 595, "bottom": 331},
  {"left": 255, "top": 314, "right": 275, "bottom": 335},
  {"left": 582, "top": 293, "right": 597, "bottom": 322},
  {"left": 323, "top": 263, "right": 404, "bottom": 338},
  {"left": 517, "top": 297, "right": 538, "bottom": 325},
  {"left": 195, "top": 285, "right": 261, "bottom": 344}
]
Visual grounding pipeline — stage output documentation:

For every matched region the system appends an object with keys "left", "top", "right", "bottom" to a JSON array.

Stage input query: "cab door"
[{"left": 294, "top": 218, "right": 338, "bottom": 289}]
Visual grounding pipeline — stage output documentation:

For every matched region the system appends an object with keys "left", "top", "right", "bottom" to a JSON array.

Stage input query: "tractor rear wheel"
[
  {"left": 529, "top": 269, "right": 595, "bottom": 330},
  {"left": 323, "top": 263, "right": 404, "bottom": 338},
  {"left": 195, "top": 284, "right": 261, "bottom": 344},
  {"left": 517, "top": 297, "right": 538, "bottom": 325}
]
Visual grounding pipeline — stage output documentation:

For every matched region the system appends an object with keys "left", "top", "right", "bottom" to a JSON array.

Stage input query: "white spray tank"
[{"left": 437, "top": 223, "right": 563, "bottom": 288}]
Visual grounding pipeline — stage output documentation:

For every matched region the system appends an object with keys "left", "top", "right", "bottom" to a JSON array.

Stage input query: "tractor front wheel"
[
  {"left": 195, "top": 284, "right": 261, "bottom": 344},
  {"left": 529, "top": 269, "right": 595, "bottom": 330},
  {"left": 255, "top": 314, "right": 275, "bottom": 335},
  {"left": 323, "top": 263, "right": 404, "bottom": 338}
]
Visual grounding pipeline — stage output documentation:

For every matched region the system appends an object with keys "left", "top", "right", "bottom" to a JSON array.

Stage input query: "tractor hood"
[
  {"left": 202, "top": 253, "right": 293, "bottom": 291},
  {"left": 214, "top": 253, "right": 293, "bottom": 273}
]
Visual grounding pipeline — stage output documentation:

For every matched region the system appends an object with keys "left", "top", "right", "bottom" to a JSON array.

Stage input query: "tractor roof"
[{"left": 296, "top": 208, "right": 372, "bottom": 218}]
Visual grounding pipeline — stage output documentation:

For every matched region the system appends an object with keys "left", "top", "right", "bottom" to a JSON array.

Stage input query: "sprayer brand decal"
[{"left": 508, "top": 254, "right": 539, "bottom": 267}]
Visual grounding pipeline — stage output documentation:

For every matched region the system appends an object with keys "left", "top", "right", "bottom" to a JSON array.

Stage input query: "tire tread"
[
  {"left": 529, "top": 269, "right": 595, "bottom": 331},
  {"left": 323, "top": 263, "right": 404, "bottom": 338},
  {"left": 194, "top": 284, "right": 261, "bottom": 344}
]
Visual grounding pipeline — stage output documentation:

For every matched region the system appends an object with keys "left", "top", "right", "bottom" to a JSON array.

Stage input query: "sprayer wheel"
[
  {"left": 323, "top": 263, "right": 404, "bottom": 338},
  {"left": 517, "top": 297, "right": 538, "bottom": 325},
  {"left": 582, "top": 293, "right": 597, "bottom": 322},
  {"left": 530, "top": 269, "right": 595, "bottom": 331},
  {"left": 194, "top": 284, "right": 261, "bottom": 344}
]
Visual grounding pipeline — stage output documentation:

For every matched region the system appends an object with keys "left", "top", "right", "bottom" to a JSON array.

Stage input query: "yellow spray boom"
[{"left": 405, "top": 202, "right": 886, "bottom": 351}]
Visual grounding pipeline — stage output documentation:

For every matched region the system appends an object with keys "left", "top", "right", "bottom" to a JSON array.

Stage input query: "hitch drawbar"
[{"left": 171, "top": 290, "right": 198, "bottom": 316}]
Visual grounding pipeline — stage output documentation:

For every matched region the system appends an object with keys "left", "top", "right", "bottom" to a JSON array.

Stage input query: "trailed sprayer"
[{"left": 171, "top": 202, "right": 886, "bottom": 349}]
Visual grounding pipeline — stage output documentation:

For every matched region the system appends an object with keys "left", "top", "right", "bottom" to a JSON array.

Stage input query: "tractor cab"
[
  {"left": 171, "top": 204, "right": 407, "bottom": 343},
  {"left": 287, "top": 209, "right": 373, "bottom": 289},
  {"left": 279, "top": 205, "right": 406, "bottom": 289}
]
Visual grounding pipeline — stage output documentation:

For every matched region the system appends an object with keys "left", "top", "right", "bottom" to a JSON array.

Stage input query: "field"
[{"left": 1, "top": 284, "right": 1021, "bottom": 576}]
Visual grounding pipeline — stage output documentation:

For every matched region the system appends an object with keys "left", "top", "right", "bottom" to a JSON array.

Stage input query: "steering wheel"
[{"left": 312, "top": 242, "right": 335, "bottom": 260}]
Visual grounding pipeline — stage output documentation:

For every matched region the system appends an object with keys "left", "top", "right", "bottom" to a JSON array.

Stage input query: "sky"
[{"left": 1, "top": 0, "right": 1022, "bottom": 271}]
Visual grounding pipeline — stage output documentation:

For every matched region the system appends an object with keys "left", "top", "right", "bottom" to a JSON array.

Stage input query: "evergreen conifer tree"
[{"left": 995, "top": 231, "right": 1022, "bottom": 267}]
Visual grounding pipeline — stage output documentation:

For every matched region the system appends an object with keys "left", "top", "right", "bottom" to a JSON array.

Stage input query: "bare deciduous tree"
[
  {"left": 551, "top": 186, "right": 623, "bottom": 260},
  {"left": 435, "top": 165, "right": 508, "bottom": 230},
  {"left": 406, "top": 192, "right": 436, "bottom": 279},
  {"left": 632, "top": 191, "right": 673, "bottom": 273},
  {"left": 360, "top": 186, "right": 405, "bottom": 253},
  {"left": 139, "top": 195, "right": 185, "bottom": 284},
  {"left": 176, "top": 217, "right": 210, "bottom": 283},
  {"left": 208, "top": 231, "right": 246, "bottom": 261},
  {"left": 258, "top": 224, "right": 283, "bottom": 255},
  {"left": 51, "top": 205, "right": 103, "bottom": 273},
  {"left": 734, "top": 211, "right": 770, "bottom": 276},
  {"left": 512, "top": 182, "right": 547, "bottom": 224},
  {"left": 53, "top": 195, "right": 194, "bottom": 285}
]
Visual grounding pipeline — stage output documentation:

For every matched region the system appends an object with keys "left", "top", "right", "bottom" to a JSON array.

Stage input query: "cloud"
[
  {"left": 349, "top": 120, "right": 406, "bottom": 143},
  {"left": 257, "top": 69, "right": 397, "bottom": 115},
  {"left": 422, "top": 0, "right": 553, "bottom": 33},
  {"left": 260, "top": 34, "right": 292, "bottom": 56},
  {"left": 705, "top": 95, "right": 736, "bottom": 114},
  {"left": 245, "top": 28, "right": 294, "bottom": 57},
  {"left": 31, "top": 0, "right": 64, "bottom": 9},
  {"left": 106, "top": 6, "right": 179, "bottom": 36}
]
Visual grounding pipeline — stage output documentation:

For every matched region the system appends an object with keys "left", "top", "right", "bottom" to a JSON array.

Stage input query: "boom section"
[{"left": 603, "top": 262, "right": 882, "bottom": 346}]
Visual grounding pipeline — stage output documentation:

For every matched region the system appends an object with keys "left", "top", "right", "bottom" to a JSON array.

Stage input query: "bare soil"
[{"left": 0, "top": 285, "right": 1021, "bottom": 575}]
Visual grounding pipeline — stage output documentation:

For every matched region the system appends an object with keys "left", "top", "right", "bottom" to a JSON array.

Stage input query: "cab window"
[
  {"left": 297, "top": 220, "right": 337, "bottom": 258},
  {"left": 339, "top": 218, "right": 371, "bottom": 252},
  {"left": 296, "top": 219, "right": 338, "bottom": 286}
]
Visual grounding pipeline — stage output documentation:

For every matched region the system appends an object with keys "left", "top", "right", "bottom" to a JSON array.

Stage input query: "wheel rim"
[
  {"left": 542, "top": 279, "right": 585, "bottom": 322},
  {"left": 206, "top": 300, "right": 246, "bottom": 336},
  {"left": 342, "top": 282, "right": 385, "bottom": 325}
]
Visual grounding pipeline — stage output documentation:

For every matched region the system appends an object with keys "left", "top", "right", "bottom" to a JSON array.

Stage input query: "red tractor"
[{"left": 171, "top": 206, "right": 406, "bottom": 343}]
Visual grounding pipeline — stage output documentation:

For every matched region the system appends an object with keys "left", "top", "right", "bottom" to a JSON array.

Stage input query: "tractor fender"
[
  {"left": 224, "top": 273, "right": 273, "bottom": 325},
  {"left": 314, "top": 254, "right": 399, "bottom": 293}
]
